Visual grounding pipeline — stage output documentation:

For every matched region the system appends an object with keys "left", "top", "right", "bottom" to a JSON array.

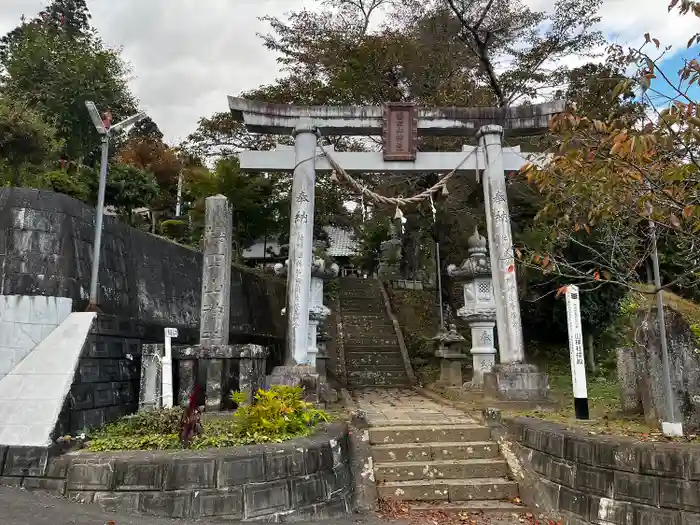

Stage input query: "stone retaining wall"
[
  {"left": 505, "top": 417, "right": 700, "bottom": 525},
  {"left": 0, "top": 423, "right": 352, "bottom": 522},
  {"left": 0, "top": 188, "right": 285, "bottom": 343}
]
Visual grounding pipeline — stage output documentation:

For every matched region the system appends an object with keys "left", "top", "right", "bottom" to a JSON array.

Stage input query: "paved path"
[
  {"left": 0, "top": 485, "right": 388, "bottom": 525},
  {"left": 352, "top": 388, "right": 477, "bottom": 426}
]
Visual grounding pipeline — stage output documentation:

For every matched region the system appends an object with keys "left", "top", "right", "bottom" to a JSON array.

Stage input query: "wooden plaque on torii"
[{"left": 382, "top": 103, "right": 418, "bottom": 162}]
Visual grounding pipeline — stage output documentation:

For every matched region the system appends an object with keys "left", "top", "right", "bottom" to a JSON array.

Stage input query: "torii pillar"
[{"left": 229, "top": 97, "right": 560, "bottom": 398}]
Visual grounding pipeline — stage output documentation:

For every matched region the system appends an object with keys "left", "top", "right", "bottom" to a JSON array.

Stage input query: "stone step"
[
  {"left": 343, "top": 336, "right": 398, "bottom": 346},
  {"left": 370, "top": 425, "right": 491, "bottom": 444},
  {"left": 348, "top": 365, "right": 406, "bottom": 373},
  {"left": 374, "top": 459, "right": 509, "bottom": 482},
  {"left": 342, "top": 315, "right": 392, "bottom": 324},
  {"left": 347, "top": 370, "right": 408, "bottom": 381},
  {"left": 347, "top": 374, "right": 409, "bottom": 387},
  {"left": 410, "top": 501, "right": 524, "bottom": 514},
  {"left": 346, "top": 353, "right": 404, "bottom": 367},
  {"left": 372, "top": 441, "right": 499, "bottom": 462},
  {"left": 341, "top": 312, "right": 389, "bottom": 320},
  {"left": 376, "top": 478, "right": 518, "bottom": 502},
  {"left": 340, "top": 304, "right": 386, "bottom": 312},
  {"left": 344, "top": 344, "right": 401, "bottom": 353},
  {"left": 344, "top": 331, "right": 397, "bottom": 340}
]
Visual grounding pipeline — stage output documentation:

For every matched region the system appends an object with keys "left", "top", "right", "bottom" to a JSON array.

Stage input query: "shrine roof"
[{"left": 243, "top": 226, "right": 357, "bottom": 260}]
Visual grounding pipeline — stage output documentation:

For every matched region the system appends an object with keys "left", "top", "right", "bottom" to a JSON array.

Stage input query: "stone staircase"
[
  {"left": 356, "top": 390, "right": 522, "bottom": 514},
  {"left": 338, "top": 278, "right": 410, "bottom": 388}
]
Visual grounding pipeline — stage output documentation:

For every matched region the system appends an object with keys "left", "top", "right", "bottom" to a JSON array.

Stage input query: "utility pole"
[{"left": 85, "top": 101, "right": 147, "bottom": 311}]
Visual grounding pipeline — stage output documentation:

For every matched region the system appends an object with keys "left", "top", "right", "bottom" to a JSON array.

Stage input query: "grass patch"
[
  {"left": 84, "top": 386, "right": 331, "bottom": 452},
  {"left": 503, "top": 364, "right": 699, "bottom": 442}
]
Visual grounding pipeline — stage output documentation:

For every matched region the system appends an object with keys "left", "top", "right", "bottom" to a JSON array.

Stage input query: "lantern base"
[{"left": 483, "top": 363, "right": 549, "bottom": 402}]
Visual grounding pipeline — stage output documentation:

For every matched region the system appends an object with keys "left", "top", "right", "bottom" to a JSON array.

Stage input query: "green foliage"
[
  {"left": 0, "top": 97, "right": 61, "bottom": 181},
  {"left": 230, "top": 386, "right": 330, "bottom": 441},
  {"left": 40, "top": 169, "right": 90, "bottom": 201},
  {"left": 160, "top": 219, "right": 189, "bottom": 243},
  {"left": 352, "top": 217, "right": 392, "bottom": 274},
  {"left": 84, "top": 387, "right": 329, "bottom": 452},
  {"left": 0, "top": 6, "right": 136, "bottom": 160},
  {"left": 103, "top": 163, "right": 159, "bottom": 220},
  {"left": 324, "top": 279, "right": 340, "bottom": 302},
  {"left": 186, "top": 157, "right": 287, "bottom": 256}
]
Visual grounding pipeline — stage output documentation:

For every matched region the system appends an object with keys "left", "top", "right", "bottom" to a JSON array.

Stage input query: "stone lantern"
[
  {"left": 432, "top": 324, "right": 468, "bottom": 389},
  {"left": 309, "top": 254, "right": 339, "bottom": 366},
  {"left": 447, "top": 228, "right": 497, "bottom": 386}
]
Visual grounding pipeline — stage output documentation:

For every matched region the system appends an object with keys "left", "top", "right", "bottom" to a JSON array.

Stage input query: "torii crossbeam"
[{"left": 229, "top": 97, "right": 561, "bottom": 376}]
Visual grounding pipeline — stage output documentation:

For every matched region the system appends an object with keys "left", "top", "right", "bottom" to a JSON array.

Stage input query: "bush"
[
  {"left": 84, "top": 387, "right": 329, "bottom": 452},
  {"left": 232, "top": 386, "right": 329, "bottom": 438}
]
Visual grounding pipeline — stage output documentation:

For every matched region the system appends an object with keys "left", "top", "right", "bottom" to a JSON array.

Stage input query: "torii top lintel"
[{"left": 227, "top": 96, "right": 565, "bottom": 137}]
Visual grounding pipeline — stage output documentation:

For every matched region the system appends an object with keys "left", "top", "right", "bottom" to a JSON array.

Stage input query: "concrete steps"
[
  {"left": 372, "top": 441, "right": 499, "bottom": 462},
  {"left": 347, "top": 370, "right": 409, "bottom": 387},
  {"left": 410, "top": 500, "right": 524, "bottom": 514},
  {"left": 337, "top": 278, "right": 409, "bottom": 388},
  {"left": 375, "top": 458, "right": 510, "bottom": 482},
  {"left": 368, "top": 422, "right": 519, "bottom": 508},
  {"left": 377, "top": 478, "right": 518, "bottom": 502},
  {"left": 369, "top": 425, "right": 491, "bottom": 444},
  {"left": 346, "top": 353, "right": 405, "bottom": 368}
]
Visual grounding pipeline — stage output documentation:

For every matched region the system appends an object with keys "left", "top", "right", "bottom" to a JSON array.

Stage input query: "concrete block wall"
[
  {"left": 0, "top": 423, "right": 353, "bottom": 522},
  {"left": 0, "top": 295, "right": 72, "bottom": 380},
  {"left": 68, "top": 315, "right": 143, "bottom": 434},
  {"left": 506, "top": 417, "right": 700, "bottom": 525}
]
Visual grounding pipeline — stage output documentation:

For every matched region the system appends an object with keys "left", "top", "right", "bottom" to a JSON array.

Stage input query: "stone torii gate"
[{"left": 229, "top": 98, "right": 562, "bottom": 394}]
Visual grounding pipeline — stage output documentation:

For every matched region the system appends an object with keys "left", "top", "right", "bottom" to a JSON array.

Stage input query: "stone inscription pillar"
[
  {"left": 478, "top": 125, "right": 525, "bottom": 364},
  {"left": 199, "top": 194, "right": 233, "bottom": 410},
  {"left": 286, "top": 118, "right": 318, "bottom": 365}
]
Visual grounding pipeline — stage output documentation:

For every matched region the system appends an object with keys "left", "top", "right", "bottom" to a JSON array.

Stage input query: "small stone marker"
[
  {"left": 565, "top": 285, "right": 589, "bottom": 419},
  {"left": 163, "top": 327, "right": 178, "bottom": 408}
]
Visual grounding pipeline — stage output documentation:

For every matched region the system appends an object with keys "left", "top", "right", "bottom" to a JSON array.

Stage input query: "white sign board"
[
  {"left": 565, "top": 285, "right": 588, "bottom": 401},
  {"left": 162, "top": 327, "right": 178, "bottom": 408}
]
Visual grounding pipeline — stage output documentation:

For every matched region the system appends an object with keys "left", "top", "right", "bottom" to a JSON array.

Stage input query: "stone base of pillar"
[
  {"left": 435, "top": 351, "right": 470, "bottom": 387},
  {"left": 177, "top": 359, "right": 196, "bottom": 406},
  {"left": 483, "top": 363, "right": 549, "bottom": 401},
  {"left": 239, "top": 344, "right": 269, "bottom": 405},
  {"left": 470, "top": 350, "right": 497, "bottom": 386},
  {"left": 204, "top": 359, "right": 224, "bottom": 411},
  {"left": 266, "top": 364, "right": 331, "bottom": 404}
]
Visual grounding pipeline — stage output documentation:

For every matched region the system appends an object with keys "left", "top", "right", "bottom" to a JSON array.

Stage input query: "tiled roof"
[
  {"left": 324, "top": 226, "right": 357, "bottom": 257},
  {"left": 242, "top": 226, "right": 358, "bottom": 259}
]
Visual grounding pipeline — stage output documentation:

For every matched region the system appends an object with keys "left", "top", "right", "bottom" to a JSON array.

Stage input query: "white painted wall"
[
  {"left": 0, "top": 312, "right": 96, "bottom": 446},
  {"left": 0, "top": 295, "right": 73, "bottom": 380}
]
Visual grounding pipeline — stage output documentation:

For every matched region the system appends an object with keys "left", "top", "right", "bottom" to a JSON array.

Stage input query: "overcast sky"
[{"left": 0, "top": 0, "right": 697, "bottom": 145}]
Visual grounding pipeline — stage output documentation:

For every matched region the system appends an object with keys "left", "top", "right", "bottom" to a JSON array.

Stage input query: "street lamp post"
[{"left": 85, "top": 101, "right": 147, "bottom": 311}]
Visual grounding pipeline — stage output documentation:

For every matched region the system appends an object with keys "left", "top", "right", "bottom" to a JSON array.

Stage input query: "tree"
[
  {"left": 0, "top": 5, "right": 136, "bottom": 161},
  {"left": 128, "top": 117, "right": 164, "bottom": 142},
  {"left": 520, "top": 1, "right": 700, "bottom": 298},
  {"left": 102, "top": 163, "right": 159, "bottom": 223},
  {"left": 352, "top": 217, "right": 392, "bottom": 274},
  {"left": 184, "top": 157, "right": 287, "bottom": 258},
  {"left": 0, "top": 97, "right": 61, "bottom": 185},
  {"left": 187, "top": 112, "right": 275, "bottom": 161},
  {"left": 559, "top": 62, "right": 641, "bottom": 121},
  {"left": 117, "top": 135, "right": 182, "bottom": 217},
  {"left": 0, "top": 0, "right": 92, "bottom": 63},
  {"left": 443, "top": 0, "right": 604, "bottom": 106}
]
